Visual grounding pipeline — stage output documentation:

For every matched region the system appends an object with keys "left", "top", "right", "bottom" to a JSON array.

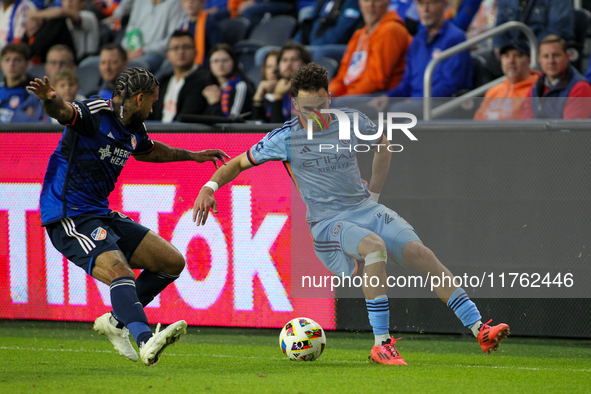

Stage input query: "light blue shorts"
[{"left": 310, "top": 200, "right": 421, "bottom": 277}]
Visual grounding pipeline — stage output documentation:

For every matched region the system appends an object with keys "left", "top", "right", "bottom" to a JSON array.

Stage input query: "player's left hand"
[
  {"left": 193, "top": 149, "right": 231, "bottom": 169},
  {"left": 193, "top": 187, "right": 218, "bottom": 226},
  {"left": 27, "top": 77, "right": 57, "bottom": 101}
]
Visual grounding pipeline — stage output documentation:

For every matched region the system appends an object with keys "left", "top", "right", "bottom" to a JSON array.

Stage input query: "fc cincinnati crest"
[
  {"left": 131, "top": 135, "right": 137, "bottom": 149},
  {"left": 91, "top": 227, "right": 107, "bottom": 241},
  {"left": 9, "top": 95, "right": 20, "bottom": 109},
  {"left": 332, "top": 222, "right": 343, "bottom": 236}
]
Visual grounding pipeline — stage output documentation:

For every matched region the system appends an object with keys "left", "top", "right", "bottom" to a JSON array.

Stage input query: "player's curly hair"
[
  {"left": 112, "top": 67, "right": 159, "bottom": 118},
  {"left": 291, "top": 63, "right": 328, "bottom": 96}
]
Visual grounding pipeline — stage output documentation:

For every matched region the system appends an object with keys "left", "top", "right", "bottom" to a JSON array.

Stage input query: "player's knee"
[
  {"left": 359, "top": 234, "right": 387, "bottom": 261},
  {"left": 167, "top": 249, "right": 185, "bottom": 276},
  {"left": 111, "top": 258, "right": 135, "bottom": 278},
  {"left": 93, "top": 255, "right": 135, "bottom": 284}
]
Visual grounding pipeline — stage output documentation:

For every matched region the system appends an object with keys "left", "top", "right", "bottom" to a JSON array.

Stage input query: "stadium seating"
[
  {"left": 28, "top": 64, "right": 47, "bottom": 80},
  {"left": 307, "top": 44, "right": 347, "bottom": 64},
  {"left": 471, "top": 52, "right": 493, "bottom": 90},
  {"left": 232, "top": 14, "right": 299, "bottom": 86},
  {"left": 244, "top": 15, "right": 297, "bottom": 47},
  {"left": 254, "top": 46, "right": 280, "bottom": 70},
  {"left": 219, "top": 17, "right": 251, "bottom": 46},
  {"left": 77, "top": 62, "right": 102, "bottom": 97},
  {"left": 315, "top": 57, "right": 339, "bottom": 79},
  {"left": 235, "top": 41, "right": 264, "bottom": 85}
]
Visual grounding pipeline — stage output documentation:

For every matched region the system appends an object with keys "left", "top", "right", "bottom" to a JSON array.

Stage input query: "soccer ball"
[{"left": 279, "top": 317, "right": 326, "bottom": 361}]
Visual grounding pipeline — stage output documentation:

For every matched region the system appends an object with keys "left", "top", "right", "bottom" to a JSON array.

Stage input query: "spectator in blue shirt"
[
  {"left": 404, "top": 0, "right": 481, "bottom": 36},
  {"left": 369, "top": 0, "right": 472, "bottom": 117},
  {"left": 294, "top": 0, "right": 362, "bottom": 46},
  {"left": 0, "top": 44, "right": 44, "bottom": 123},
  {"left": 389, "top": 0, "right": 412, "bottom": 21},
  {"left": 447, "top": 0, "right": 482, "bottom": 31}
]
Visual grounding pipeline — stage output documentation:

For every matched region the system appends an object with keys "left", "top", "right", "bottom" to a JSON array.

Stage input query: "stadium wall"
[
  {"left": 1, "top": 121, "right": 590, "bottom": 338},
  {"left": 346, "top": 120, "right": 591, "bottom": 339}
]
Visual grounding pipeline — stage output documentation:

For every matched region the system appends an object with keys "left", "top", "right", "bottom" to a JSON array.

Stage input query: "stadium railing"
[{"left": 423, "top": 21, "right": 538, "bottom": 121}]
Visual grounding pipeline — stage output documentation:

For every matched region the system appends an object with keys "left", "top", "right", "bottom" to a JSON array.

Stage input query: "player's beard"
[{"left": 127, "top": 110, "right": 146, "bottom": 130}]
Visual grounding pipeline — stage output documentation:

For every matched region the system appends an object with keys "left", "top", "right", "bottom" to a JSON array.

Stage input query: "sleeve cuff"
[{"left": 246, "top": 148, "right": 259, "bottom": 166}]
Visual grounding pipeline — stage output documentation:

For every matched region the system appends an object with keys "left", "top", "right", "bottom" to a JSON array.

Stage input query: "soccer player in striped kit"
[
  {"left": 29, "top": 67, "right": 230, "bottom": 366},
  {"left": 193, "top": 63, "right": 509, "bottom": 365}
]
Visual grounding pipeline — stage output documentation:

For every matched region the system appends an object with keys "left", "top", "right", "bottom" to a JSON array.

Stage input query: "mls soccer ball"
[{"left": 279, "top": 317, "right": 326, "bottom": 361}]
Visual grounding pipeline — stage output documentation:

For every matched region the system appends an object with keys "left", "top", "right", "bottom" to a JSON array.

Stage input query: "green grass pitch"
[{"left": 1, "top": 320, "right": 590, "bottom": 394}]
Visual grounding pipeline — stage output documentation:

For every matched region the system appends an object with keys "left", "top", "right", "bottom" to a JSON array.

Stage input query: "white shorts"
[{"left": 310, "top": 200, "right": 421, "bottom": 277}]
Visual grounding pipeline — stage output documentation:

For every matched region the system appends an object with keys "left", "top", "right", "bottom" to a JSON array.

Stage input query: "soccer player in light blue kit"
[{"left": 193, "top": 63, "right": 509, "bottom": 365}]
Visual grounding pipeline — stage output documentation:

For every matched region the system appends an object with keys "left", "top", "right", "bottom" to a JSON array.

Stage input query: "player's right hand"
[
  {"left": 192, "top": 188, "right": 218, "bottom": 226},
  {"left": 27, "top": 77, "right": 57, "bottom": 101}
]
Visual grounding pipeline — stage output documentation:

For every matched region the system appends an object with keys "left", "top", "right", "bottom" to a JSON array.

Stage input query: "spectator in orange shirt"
[
  {"left": 522, "top": 35, "right": 591, "bottom": 120},
  {"left": 474, "top": 41, "right": 540, "bottom": 120},
  {"left": 329, "top": 0, "right": 411, "bottom": 97}
]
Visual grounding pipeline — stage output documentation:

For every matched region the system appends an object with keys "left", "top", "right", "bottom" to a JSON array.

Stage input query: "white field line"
[{"left": 0, "top": 346, "right": 590, "bottom": 372}]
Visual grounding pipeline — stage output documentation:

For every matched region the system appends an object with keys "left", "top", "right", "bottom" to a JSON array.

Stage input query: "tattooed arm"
[{"left": 133, "top": 141, "right": 230, "bottom": 169}]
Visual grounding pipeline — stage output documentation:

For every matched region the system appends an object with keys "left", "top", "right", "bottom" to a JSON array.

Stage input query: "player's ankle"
[
  {"left": 374, "top": 333, "right": 390, "bottom": 346},
  {"left": 470, "top": 320, "right": 483, "bottom": 337}
]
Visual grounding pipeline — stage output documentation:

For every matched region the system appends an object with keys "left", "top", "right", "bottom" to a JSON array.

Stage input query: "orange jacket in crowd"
[
  {"left": 329, "top": 11, "right": 411, "bottom": 97},
  {"left": 473, "top": 70, "right": 541, "bottom": 120},
  {"left": 228, "top": 0, "right": 244, "bottom": 18}
]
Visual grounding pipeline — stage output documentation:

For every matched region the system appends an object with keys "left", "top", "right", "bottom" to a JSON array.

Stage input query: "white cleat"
[
  {"left": 93, "top": 313, "right": 139, "bottom": 362},
  {"left": 140, "top": 320, "right": 187, "bottom": 366}
]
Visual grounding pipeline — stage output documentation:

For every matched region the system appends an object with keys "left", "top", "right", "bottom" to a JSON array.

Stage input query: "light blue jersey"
[{"left": 247, "top": 110, "right": 384, "bottom": 224}]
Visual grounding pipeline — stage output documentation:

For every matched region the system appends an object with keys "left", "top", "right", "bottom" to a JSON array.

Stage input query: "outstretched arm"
[
  {"left": 133, "top": 141, "right": 230, "bottom": 169},
  {"left": 368, "top": 140, "right": 392, "bottom": 201},
  {"left": 193, "top": 152, "right": 254, "bottom": 226},
  {"left": 27, "top": 77, "right": 74, "bottom": 122}
]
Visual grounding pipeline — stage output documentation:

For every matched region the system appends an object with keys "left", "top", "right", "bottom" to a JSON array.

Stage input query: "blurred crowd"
[{"left": 0, "top": 0, "right": 590, "bottom": 124}]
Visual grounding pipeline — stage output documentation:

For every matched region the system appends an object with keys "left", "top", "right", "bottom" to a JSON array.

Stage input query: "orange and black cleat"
[
  {"left": 369, "top": 337, "right": 408, "bottom": 365},
  {"left": 478, "top": 319, "right": 510, "bottom": 354}
]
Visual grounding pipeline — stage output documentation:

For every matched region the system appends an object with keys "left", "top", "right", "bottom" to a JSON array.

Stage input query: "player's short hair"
[
  {"left": 278, "top": 42, "right": 312, "bottom": 65},
  {"left": 539, "top": 34, "right": 568, "bottom": 53},
  {"left": 101, "top": 43, "right": 128, "bottom": 62},
  {"left": 112, "top": 67, "right": 159, "bottom": 102},
  {"left": 1, "top": 43, "right": 30, "bottom": 60},
  {"left": 53, "top": 68, "right": 80, "bottom": 85},
  {"left": 291, "top": 63, "right": 329, "bottom": 96}
]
